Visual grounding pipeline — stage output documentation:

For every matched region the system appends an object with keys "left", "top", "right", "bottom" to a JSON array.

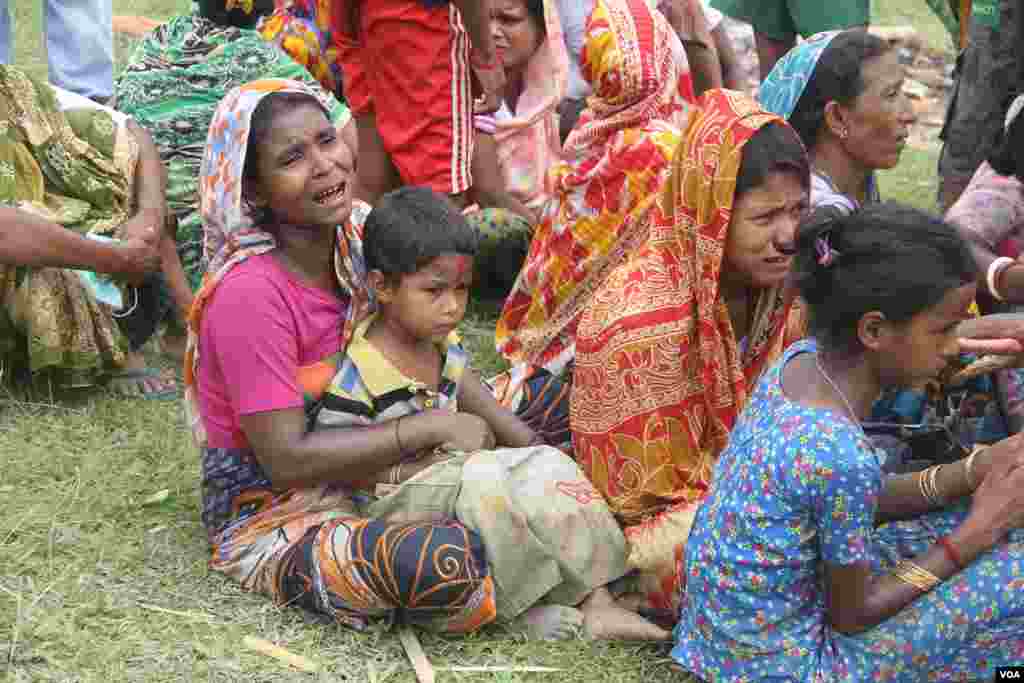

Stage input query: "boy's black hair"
[
  {"left": 196, "top": 0, "right": 276, "bottom": 29},
  {"left": 788, "top": 29, "right": 891, "bottom": 152},
  {"left": 241, "top": 91, "right": 328, "bottom": 210},
  {"left": 988, "top": 99, "right": 1024, "bottom": 181},
  {"left": 735, "top": 122, "right": 809, "bottom": 198},
  {"left": 792, "top": 202, "right": 978, "bottom": 354},
  {"left": 363, "top": 186, "right": 480, "bottom": 279}
]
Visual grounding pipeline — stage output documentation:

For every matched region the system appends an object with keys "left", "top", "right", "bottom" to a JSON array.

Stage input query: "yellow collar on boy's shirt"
[{"left": 346, "top": 314, "right": 463, "bottom": 398}]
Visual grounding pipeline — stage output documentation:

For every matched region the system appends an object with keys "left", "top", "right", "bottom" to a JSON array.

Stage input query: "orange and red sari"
[
  {"left": 495, "top": 0, "right": 694, "bottom": 373},
  {"left": 571, "top": 90, "right": 805, "bottom": 613}
]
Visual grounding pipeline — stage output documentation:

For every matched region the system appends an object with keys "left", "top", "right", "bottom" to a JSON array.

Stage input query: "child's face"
[
  {"left": 877, "top": 282, "right": 976, "bottom": 388},
  {"left": 247, "top": 102, "right": 354, "bottom": 228},
  {"left": 377, "top": 253, "right": 473, "bottom": 344}
]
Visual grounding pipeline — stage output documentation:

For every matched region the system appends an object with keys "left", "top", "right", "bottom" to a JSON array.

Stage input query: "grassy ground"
[{"left": 3, "top": 1, "right": 949, "bottom": 681}]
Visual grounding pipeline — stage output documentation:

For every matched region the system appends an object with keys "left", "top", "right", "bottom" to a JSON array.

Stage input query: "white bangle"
[{"left": 986, "top": 257, "right": 1015, "bottom": 301}]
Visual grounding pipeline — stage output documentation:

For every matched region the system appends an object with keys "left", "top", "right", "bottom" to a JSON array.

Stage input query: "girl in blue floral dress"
[{"left": 674, "top": 203, "right": 1024, "bottom": 682}]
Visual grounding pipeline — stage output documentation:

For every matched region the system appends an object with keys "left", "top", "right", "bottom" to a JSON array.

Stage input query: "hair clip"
[{"left": 815, "top": 234, "right": 840, "bottom": 268}]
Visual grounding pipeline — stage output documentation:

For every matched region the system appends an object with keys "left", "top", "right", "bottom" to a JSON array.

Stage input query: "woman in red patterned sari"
[
  {"left": 496, "top": 0, "right": 694, "bottom": 376},
  {"left": 570, "top": 89, "right": 809, "bottom": 618}
]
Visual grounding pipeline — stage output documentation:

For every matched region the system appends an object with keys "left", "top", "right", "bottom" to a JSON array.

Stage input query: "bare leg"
[
  {"left": 755, "top": 31, "right": 795, "bottom": 81},
  {"left": 159, "top": 231, "right": 192, "bottom": 325},
  {"left": 580, "top": 587, "right": 672, "bottom": 641},
  {"left": 156, "top": 216, "right": 192, "bottom": 364},
  {"left": 353, "top": 112, "right": 401, "bottom": 205},
  {"left": 509, "top": 604, "right": 584, "bottom": 640}
]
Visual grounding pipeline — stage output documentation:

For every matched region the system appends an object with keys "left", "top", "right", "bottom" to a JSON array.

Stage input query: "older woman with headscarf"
[
  {"left": 760, "top": 31, "right": 1024, "bottom": 460},
  {"left": 570, "top": 89, "right": 809, "bottom": 617},
  {"left": 757, "top": 30, "right": 913, "bottom": 214},
  {"left": 493, "top": 0, "right": 694, "bottom": 407}
]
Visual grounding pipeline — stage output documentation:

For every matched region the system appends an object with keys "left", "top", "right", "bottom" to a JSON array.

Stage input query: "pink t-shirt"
[{"left": 197, "top": 253, "right": 349, "bottom": 448}]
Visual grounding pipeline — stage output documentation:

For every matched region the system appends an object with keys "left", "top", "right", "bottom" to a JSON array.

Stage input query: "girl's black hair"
[
  {"left": 988, "top": 99, "right": 1024, "bottom": 181},
  {"left": 735, "top": 122, "right": 810, "bottom": 197},
  {"left": 241, "top": 91, "right": 328, "bottom": 212},
  {"left": 525, "top": 0, "right": 546, "bottom": 34},
  {"left": 364, "top": 186, "right": 479, "bottom": 280},
  {"left": 196, "top": 0, "right": 276, "bottom": 29},
  {"left": 788, "top": 29, "right": 891, "bottom": 151},
  {"left": 793, "top": 202, "right": 978, "bottom": 353}
]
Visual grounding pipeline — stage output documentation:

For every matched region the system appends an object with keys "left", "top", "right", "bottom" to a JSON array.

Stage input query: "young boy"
[
  {"left": 317, "top": 185, "right": 540, "bottom": 462},
  {"left": 314, "top": 186, "right": 670, "bottom": 642}
]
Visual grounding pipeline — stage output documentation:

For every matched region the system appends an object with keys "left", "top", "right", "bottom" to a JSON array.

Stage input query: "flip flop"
[{"left": 105, "top": 367, "right": 180, "bottom": 401}]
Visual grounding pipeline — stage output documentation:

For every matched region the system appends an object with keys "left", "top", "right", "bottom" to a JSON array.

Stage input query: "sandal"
[{"left": 105, "top": 367, "right": 180, "bottom": 401}]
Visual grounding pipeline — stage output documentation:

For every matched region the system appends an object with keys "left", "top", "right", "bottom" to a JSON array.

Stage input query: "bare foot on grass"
[
  {"left": 511, "top": 604, "right": 584, "bottom": 640},
  {"left": 580, "top": 587, "right": 671, "bottom": 641}
]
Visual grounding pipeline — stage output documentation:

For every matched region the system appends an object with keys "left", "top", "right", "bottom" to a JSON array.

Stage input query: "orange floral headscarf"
[
  {"left": 183, "top": 80, "right": 371, "bottom": 446},
  {"left": 495, "top": 0, "right": 693, "bottom": 372},
  {"left": 571, "top": 90, "right": 803, "bottom": 523}
]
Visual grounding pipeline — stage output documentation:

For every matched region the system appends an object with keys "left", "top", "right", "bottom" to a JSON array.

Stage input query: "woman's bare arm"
[
  {"left": 237, "top": 405, "right": 485, "bottom": 485},
  {"left": 238, "top": 406, "right": 496, "bottom": 489},
  {"left": 829, "top": 455, "right": 1024, "bottom": 634},
  {"left": 0, "top": 206, "right": 159, "bottom": 275}
]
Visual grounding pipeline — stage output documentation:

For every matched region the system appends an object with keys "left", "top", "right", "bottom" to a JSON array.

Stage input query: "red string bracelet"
[{"left": 937, "top": 536, "right": 965, "bottom": 570}]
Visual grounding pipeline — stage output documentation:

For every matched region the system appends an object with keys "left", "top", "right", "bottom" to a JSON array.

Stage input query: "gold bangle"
[
  {"left": 963, "top": 448, "right": 982, "bottom": 490},
  {"left": 930, "top": 464, "right": 945, "bottom": 505},
  {"left": 892, "top": 560, "right": 942, "bottom": 592},
  {"left": 919, "top": 465, "right": 945, "bottom": 506},
  {"left": 917, "top": 468, "right": 930, "bottom": 503}
]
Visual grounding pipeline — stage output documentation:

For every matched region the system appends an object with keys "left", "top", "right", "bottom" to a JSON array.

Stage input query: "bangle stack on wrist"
[
  {"left": 892, "top": 560, "right": 942, "bottom": 592},
  {"left": 918, "top": 464, "right": 946, "bottom": 506}
]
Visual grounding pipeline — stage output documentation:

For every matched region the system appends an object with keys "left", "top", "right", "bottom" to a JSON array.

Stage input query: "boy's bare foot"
[
  {"left": 510, "top": 605, "right": 583, "bottom": 640},
  {"left": 580, "top": 587, "right": 671, "bottom": 641}
]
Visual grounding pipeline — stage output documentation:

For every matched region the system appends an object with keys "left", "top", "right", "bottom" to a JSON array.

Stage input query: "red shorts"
[{"left": 338, "top": 1, "right": 474, "bottom": 195}]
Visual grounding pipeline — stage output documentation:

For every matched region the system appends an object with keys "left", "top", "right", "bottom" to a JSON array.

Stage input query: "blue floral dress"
[{"left": 673, "top": 339, "right": 1024, "bottom": 682}]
